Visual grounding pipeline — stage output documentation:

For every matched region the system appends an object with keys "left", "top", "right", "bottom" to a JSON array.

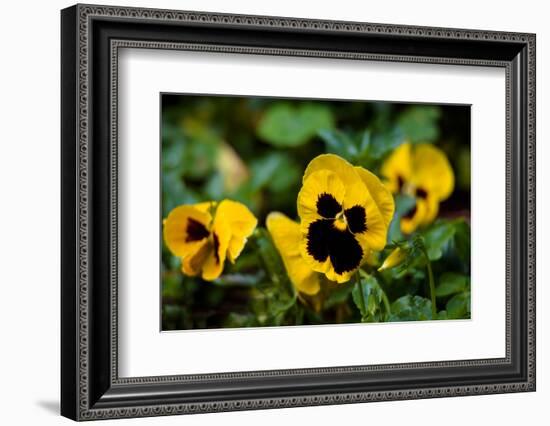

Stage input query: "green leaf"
[
  {"left": 212, "top": 273, "right": 264, "bottom": 287},
  {"left": 324, "top": 283, "right": 354, "bottom": 309},
  {"left": 423, "top": 221, "right": 457, "bottom": 261},
  {"left": 204, "top": 172, "right": 224, "bottom": 199},
  {"left": 388, "top": 194, "right": 416, "bottom": 242},
  {"left": 358, "top": 129, "right": 371, "bottom": 155},
  {"left": 388, "top": 295, "right": 433, "bottom": 321},
  {"left": 223, "top": 313, "right": 258, "bottom": 328},
  {"left": 368, "top": 128, "right": 405, "bottom": 160},
  {"left": 162, "top": 140, "right": 186, "bottom": 172},
  {"left": 249, "top": 153, "right": 300, "bottom": 192},
  {"left": 397, "top": 106, "right": 441, "bottom": 143},
  {"left": 436, "top": 310, "right": 449, "bottom": 320},
  {"left": 162, "top": 274, "right": 184, "bottom": 301},
  {"left": 257, "top": 102, "right": 334, "bottom": 147},
  {"left": 453, "top": 219, "right": 471, "bottom": 265},
  {"left": 352, "top": 274, "right": 388, "bottom": 322},
  {"left": 254, "top": 229, "right": 293, "bottom": 294},
  {"left": 446, "top": 291, "right": 471, "bottom": 319},
  {"left": 253, "top": 229, "right": 297, "bottom": 321},
  {"left": 318, "top": 129, "right": 358, "bottom": 160},
  {"left": 436, "top": 273, "right": 469, "bottom": 298},
  {"left": 162, "top": 171, "right": 197, "bottom": 216}
]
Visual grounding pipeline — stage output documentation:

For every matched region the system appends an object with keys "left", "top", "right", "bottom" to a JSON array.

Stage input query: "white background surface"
[
  {"left": 119, "top": 49, "right": 506, "bottom": 377},
  {"left": 0, "top": 0, "right": 546, "bottom": 425}
]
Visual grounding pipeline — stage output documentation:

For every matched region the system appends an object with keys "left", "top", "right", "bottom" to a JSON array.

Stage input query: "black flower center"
[
  {"left": 306, "top": 219, "right": 363, "bottom": 275},
  {"left": 186, "top": 218, "right": 210, "bottom": 242},
  {"left": 316, "top": 193, "right": 342, "bottom": 218}
]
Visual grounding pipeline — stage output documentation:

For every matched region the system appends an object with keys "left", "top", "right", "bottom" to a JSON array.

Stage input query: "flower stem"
[
  {"left": 381, "top": 289, "right": 391, "bottom": 316},
  {"left": 355, "top": 270, "right": 367, "bottom": 318},
  {"left": 425, "top": 255, "right": 437, "bottom": 319}
]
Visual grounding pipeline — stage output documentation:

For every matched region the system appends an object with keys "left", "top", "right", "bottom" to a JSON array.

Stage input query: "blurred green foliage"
[{"left": 161, "top": 95, "right": 471, "bottom": 330}]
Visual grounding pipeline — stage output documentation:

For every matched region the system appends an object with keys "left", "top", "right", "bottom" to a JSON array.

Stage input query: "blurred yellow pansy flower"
[
  {"left": 296, "top": 154, "right": 394, "bottom": 283},
  {"left": 163, "top": 200, "right": 257, "bottom": 281},
  {"left": 381, "top": 143, "right": 454, "bottom": 234}
]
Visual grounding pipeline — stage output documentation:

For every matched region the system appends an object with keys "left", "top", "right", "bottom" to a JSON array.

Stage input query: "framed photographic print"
[{"left": 61, "top": 4, "right": 536, "bottom": 421}]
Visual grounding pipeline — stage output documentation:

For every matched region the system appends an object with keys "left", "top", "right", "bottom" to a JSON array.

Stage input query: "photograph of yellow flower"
[{"left": 161, "top": 95, "right": 470, "bottom": 330}]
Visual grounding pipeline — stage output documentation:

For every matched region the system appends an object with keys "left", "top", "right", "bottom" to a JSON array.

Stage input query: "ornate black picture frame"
[{"left": 61, "top": 4, "right": 536, "bottom": 421}]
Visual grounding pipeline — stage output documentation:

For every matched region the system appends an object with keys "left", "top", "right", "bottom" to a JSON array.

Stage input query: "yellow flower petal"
[
  {"left": 353, "top": 203, "right": 387, "bottom": 251},
  {"left": 411, "top": 144, "right": 454, "bottom": 201},
  {"left": 380, "top": 142, "right": 412, "bottom": 193},
  {"left": 354, "top": 166, "right": 395, "bottom": 228},
  {"left": 181, "top": 240, "right": 210, "bottom": 276},
  {"left": 163, "top": 205, "right": 212, "bottom": 258},
  {"left": 298, "top": 154, "right": 392, "bottom": 282},
  {"left": 201, "top": 216, "right": 231, "bottom": 281},
  {"left": 323, "top": 264, "right": 355, "bottom": 284},
  {"left": 401, "top": 199, "right": 428, "bottom": 234},
  {"left": 266, "top": 212, "right": 320, "bottom": 295},
  {"left": 420, "top": 194, "right": 440, "bottom": 225},
  {"left": 216, "top": 199, "right": 258, "bottom": 263},
  {"left": 302, "top": 154, "right": 367, "bottom": 211},
  {"left": 297, "top": 169, "right": 346, "bottom": 225}
]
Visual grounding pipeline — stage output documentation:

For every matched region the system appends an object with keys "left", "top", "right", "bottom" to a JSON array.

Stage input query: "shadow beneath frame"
[{"left": 36, "top": 400, "right": 59, "bottom": 416}]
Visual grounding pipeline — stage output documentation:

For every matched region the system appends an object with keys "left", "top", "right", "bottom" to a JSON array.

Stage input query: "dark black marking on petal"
[
  {"left": 403, "top": 203, "right": 417, "bottom": 220},
  {"left": 345, "top": 205, "right": 367, "bottom": 233},
  {"left": 306, "top": 220, "right": 331, "bottom": 262},
  {"left": 316, "top": 193, "right": 342, "bottom": 218},
  {"left": 212, "top": 232, "right": 220, "bottom": 264},
  {"left": 186, "top": 218, "right": 210, "bottom": 242},
  {"left": 329, "top": 228, "right": 363, "bottom": 274},
  {"left": 397, "top": 175, "right": 405, "bottom": 192},
  {"left": 416, "top": 187, "right": 428, "bottom": 199},
  {"left": 306, "top": 219, "right": 363, "bottom": 274}
]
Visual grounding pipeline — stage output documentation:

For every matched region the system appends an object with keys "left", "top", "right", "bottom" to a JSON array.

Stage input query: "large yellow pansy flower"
[
  {"left": 163, "top": 200, "right": 257, "bottom": 281},
  {"left": 266, "top": 212, "right": 321, "bottom": 295},
  {"left": 296, "top": 154, "right": 394, "bottom": 283},
  {"left": 381, "top": 143, "right": 454, "bottom": 234}
]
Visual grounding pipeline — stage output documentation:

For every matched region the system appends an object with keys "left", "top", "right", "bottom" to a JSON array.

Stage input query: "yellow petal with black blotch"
[
  {"left": 302, "top": 154, "right": 367, "bottom": 211},
  {"left": 354, "top": 166, "right": 395, "bottom": 228},
  {"left": 201, "top": 216, "right": 231, "bottom": 281},
  {"left": 299, "top": 219, "right": 360, "bottom": 284},
  {"left": 420, "top": 194, "right": 440, "bottom": 225},
  {"left": 351, "top": 195, "right": 387, "bottom": 251},
  {"left": 181, "top": 240, "right": 211, "bottom": 276},
  {"left": 216, "top": 199, "right": 258, "bottom": 263},
  {"left": 324, "top": 263, "right": 355, "bottom": 284},
  {"left": 266, "top": 212, "right": 320, "bottom": 295},
  {"left": 163, "top": 205, "right": 212, "bottom": 258},
  {"left": 297, "top": 169, "right": 346, "bottom": 225},
  {"left": 411, "top": 144, "right": 454, "bottom": 201},
  {"left": 401, "top": 198, "right": 428, "bottom": 234},
  {"left": 380, "top": 142, "right": 413, "bottom": 194}
]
